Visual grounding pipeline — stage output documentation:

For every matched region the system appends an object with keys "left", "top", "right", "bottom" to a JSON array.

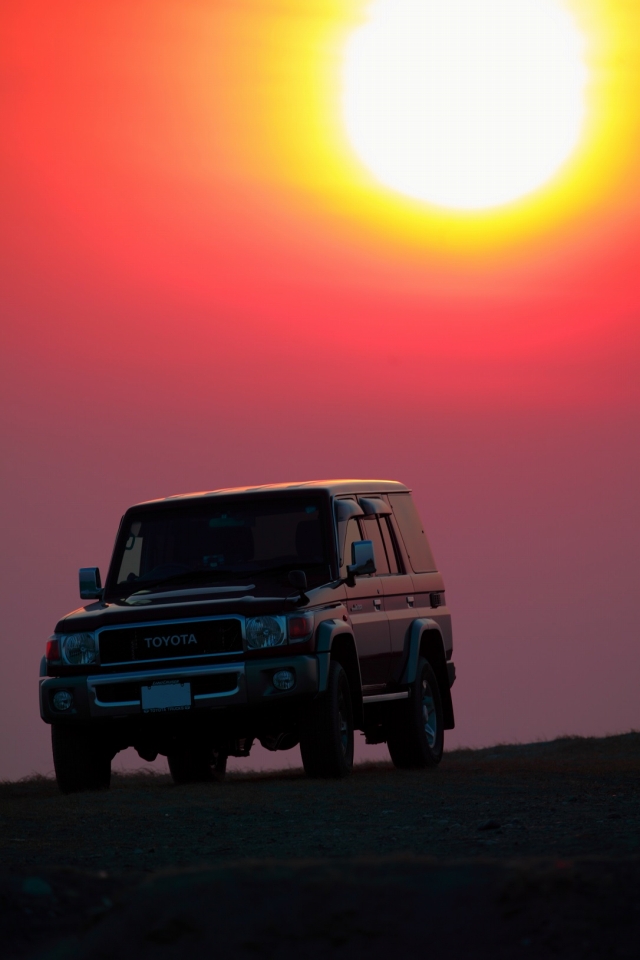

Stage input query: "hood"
[{"left": 54, "top": 583, "right": 345, "bottom": 633}]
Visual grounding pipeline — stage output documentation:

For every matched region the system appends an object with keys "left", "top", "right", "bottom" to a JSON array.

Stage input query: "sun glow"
[{"left": 342, "top": 0, "right": 589, "bottom": 211}]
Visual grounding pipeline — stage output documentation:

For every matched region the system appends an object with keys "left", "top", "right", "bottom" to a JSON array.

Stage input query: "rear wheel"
[
  {"left": 51, "top": 724, "right": 112, "bottom": 794},
  {"left": 167, "top": 743, "right": 228, "bottom": 785},
  {"left": 387, "top": 657, "right": 444, "bottom": 769},
  {"left": 300, "top": 660, "right": 354, "bottom": 778}
]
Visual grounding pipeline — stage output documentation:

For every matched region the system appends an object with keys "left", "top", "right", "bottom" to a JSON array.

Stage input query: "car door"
[
  {"left": 377, "top": 514, "right": 416, "bottom": 680},
  {"left": 341, "top": 517, "right": 391, "bottom": 687}
]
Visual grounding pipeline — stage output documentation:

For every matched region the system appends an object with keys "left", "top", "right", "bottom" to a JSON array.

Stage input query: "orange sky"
[
  {"left": 1, "top": 0, "right": 639, "bottom": 777},
  {"left": 3, "top": 0, "right": 640, "bottom": 402}
]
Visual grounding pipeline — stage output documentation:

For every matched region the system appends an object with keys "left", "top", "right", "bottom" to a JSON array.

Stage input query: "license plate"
[{"left": 141, "top": 681, "right": 191, "bottom": 713}]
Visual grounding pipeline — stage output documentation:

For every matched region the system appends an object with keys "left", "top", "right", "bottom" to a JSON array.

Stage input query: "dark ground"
[{"left": 2, "top": 733, "right": 640, "bottom": 958}]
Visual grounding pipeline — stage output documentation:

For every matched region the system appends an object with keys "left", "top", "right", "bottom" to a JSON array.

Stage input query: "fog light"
[
  {"left": 272, "top": 670, "right": 295, "bottom": 691},
  {"left": 52, "top": 690, "right": 73, "bottom": 711}
]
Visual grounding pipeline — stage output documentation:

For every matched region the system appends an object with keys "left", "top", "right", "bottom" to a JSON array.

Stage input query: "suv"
[{"left": 40, "top": 480, "right": 456, "bottom": 792}]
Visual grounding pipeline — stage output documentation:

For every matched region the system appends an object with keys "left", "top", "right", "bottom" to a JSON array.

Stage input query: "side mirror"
[
  {"left": 79, "top": 567, "right": 103, "bottom": 600},
  {"left": 346, "top": 540, "right": 376, "bottom": 586}
]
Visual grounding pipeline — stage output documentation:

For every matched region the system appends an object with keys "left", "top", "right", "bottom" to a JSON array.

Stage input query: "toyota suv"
[{"left": 40, "top": 480, "right": 456, "bottom": 792}]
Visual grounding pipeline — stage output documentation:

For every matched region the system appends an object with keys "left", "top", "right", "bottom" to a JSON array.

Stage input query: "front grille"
[{"left": 99, "top": 619, "right": 242, "bottom": 665}]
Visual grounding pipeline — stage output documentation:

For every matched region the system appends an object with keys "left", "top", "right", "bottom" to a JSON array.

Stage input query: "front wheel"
[
  {"left": 167, "top": 743, "right": 228, "bottom": 785},
  {"left": 300, "top": 661, "right": 354, "bottom": 778},
  {"left": 51, "top": 724, "right": 112, "bottom": 794},
  {"left": 387, "top": 657, "right": 444, "bottom": 769}
]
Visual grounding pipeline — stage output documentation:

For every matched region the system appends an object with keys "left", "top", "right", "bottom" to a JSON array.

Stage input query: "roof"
[{"left": 133, "top": 479, "right": 410, "bottom": 508}]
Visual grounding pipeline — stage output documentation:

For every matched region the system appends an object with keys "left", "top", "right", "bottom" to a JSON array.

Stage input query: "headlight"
[
  {"left": 245, "top": 616, "right": 285, "bottom": 649},
  {"left": 60, "top": 632, "right": 97, "bottom": 665}
]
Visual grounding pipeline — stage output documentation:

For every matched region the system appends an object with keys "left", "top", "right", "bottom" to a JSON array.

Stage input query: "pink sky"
[{"left": 1, "top": 0, "right": 639, "bottom": 779}]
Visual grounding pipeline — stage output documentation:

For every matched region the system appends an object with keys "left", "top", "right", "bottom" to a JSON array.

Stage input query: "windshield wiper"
[
  {"left": 131, "top": 568, "right": 253, "bottom": 593},
  {"left": 124, "top": 562, "right": 330, "bottom": 597},
  {"left": 249, "top": 561, "right": 327, "bottom": 577}
]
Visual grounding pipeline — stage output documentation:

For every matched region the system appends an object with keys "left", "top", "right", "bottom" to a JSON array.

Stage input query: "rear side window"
[
  {"left": 379, "top": 517, "right": 401, "bottom": 574},
  {"left": 389, "top": 494, "right": 436, "bottom": 573}
]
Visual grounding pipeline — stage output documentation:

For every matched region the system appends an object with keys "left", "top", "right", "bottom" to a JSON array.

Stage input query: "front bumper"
[{"left": 39, "top": 655, "right": 322, "bottom": 723}]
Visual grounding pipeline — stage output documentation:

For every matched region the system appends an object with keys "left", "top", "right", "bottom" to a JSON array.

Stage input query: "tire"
[
  {"left": 167, "top": 743, "right": 228, "bottom": 785},
  {"left": 387, "top": 657, "right": 444, "bottom": 769},
  {"left": 300, "top": 660, "right": 354, "bottom": 778},
  {"left": 51, "top": 724, "right": 112, "bottom": 794}
]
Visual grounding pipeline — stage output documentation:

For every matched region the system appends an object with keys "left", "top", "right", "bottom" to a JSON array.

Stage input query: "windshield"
[{"left": 107, "top": 496, "right": 332, "bottom": 598}]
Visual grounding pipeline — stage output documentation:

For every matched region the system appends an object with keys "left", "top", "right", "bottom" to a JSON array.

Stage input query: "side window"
[
  {"left": 341, "top": 518, "right": 362, "bottom": 575},
  {"left": 388, "top": 494, "right": 436, "bottom": 573},
  {"left": 380, "top": 517, "right": 401, "bottom": 574},
  {"left": 360, "top": 517, "right": 390, "bottom": 575}
]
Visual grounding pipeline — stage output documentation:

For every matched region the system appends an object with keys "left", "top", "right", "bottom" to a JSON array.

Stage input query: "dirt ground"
[{"left": 2, "top": 733, "right": 640, "bottom": 958}]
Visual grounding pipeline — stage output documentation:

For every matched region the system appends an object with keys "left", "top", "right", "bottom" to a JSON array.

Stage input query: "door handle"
[
  {"left": 373, "top": 599, "right": 382, "bottom": 610},
  {"left": 406, "top": 596, "right": 414, "bottom": 607}
]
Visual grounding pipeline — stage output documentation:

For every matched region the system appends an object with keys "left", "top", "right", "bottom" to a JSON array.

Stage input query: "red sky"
[{"left": 1, "top": 0, "right": 639, "bottom": 778}]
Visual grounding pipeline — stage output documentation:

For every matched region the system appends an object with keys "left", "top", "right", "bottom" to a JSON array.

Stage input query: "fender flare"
[
  {"left": 315, "top": 620, "right": 364, "bottom": 728},
  {"left": 400, "top": 618, "right": 455, "bottom": 730},
  {"left": 399, "top": 618, "right": 440, "bottom": 685}
]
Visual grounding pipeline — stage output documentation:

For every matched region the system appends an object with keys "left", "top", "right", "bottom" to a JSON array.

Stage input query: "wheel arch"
[
  {"left": 315, "top": 620, "right": 364, "bottom": 729},
  {"left": 400, "top": 619, "right": 455, "bottom": 730}
]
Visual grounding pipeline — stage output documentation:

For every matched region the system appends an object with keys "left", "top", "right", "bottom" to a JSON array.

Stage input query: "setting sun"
[{"left": 342, "top": 0, "right": 588, "bottom": 211}]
